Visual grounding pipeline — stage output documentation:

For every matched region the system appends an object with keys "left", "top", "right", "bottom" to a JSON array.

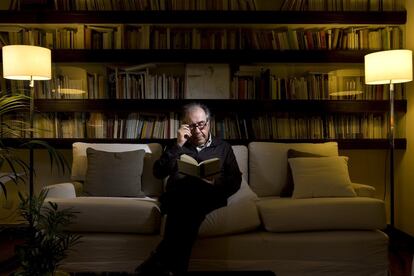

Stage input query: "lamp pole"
[
  {"left": 29, "top": 77, "right": 34, "bottom": 199},
  {"left": 2, "top": 45, "right": 52, "bottom": 198},
  {"left": 364, "top": 49, "right": 413, "bottom": 229},
  {"left": 389, "top": 81, "right": 395, "bottom": 227}
]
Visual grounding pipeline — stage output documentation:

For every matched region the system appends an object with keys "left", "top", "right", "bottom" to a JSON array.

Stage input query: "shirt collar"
[{"left": 196, "top": 133, "right": 212, "bottom": 152}]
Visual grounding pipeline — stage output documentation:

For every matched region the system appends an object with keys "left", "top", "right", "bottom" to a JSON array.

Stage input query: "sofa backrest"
[
  {"left": 232, "top": 145, "right": 248, "bottom": 181},
  {"left": 248, "top": 142, "right": 339, "bottom": 197},
  {"left": 71, "top": 142, "right": 163, "bottom": 196}
]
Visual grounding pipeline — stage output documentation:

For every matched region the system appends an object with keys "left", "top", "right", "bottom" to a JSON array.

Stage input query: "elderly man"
[{"left": 136, "top": 102, "right": 242, "bottom": 276}]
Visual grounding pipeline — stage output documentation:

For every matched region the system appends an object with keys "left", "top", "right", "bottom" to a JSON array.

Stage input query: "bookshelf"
[{"left": 0, "top": 8, "right": 408, "bottom": 149}]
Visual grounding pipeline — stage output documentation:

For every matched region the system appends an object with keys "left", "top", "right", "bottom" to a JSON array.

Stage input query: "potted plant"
[
  {"left": 0, "top": 91, "right": 75, "bottom": 275},
  {"left": 0, "top": 92, "right": 68, "bottom": 199},
  {"left": 13, "top": 189, "right": 81, "bottom": 276}
]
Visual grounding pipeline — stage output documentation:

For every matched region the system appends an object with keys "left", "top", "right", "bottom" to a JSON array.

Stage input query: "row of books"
[
  {"left": 0, "top": 25, "right": 84, "bottom": 49},
  {"left": 232, "top": 70, "right": 405, "bottom": 100},
  {"left": 51, "top": 0, "right": 257, "bottom": 11},
  {"left": 3, "top": 111, "right": 400, "bottom": 140},
  {"left": 83, "top": 24, "right": 405, "bottom": 50},
  {"left": 216, "top": 113, "right": 393, "bottom": 140},
  {"left": 106, "top": 67, "right": 185, "bottom": 100},
  {"left": 280, "top": 0, "right": 404, "bottom": 11},
  {"left": 27, "top": 112, "right": 179, "bottom": 139},
  {"left": 238, "top": 26, "right": 402, "bottom": 51},
  {"left": 0, "top": 24, "right": 403, "bottom": 50},
  {"left": 7, "top": 0, "right": 403, "bottom": 11},
  {"left": 1, "top": 65, "right": 406, "bottom": 101}
]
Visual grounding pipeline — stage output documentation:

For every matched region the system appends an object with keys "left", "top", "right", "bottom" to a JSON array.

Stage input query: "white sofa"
[{"left": 44, "top": 141, "right": 388, "bottom": 276}]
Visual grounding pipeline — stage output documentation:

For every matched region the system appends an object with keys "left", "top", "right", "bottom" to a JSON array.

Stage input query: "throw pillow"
[
  {"left": 288, "top": 156, "right": 356, "bottom": 199},
  {"left": 84, "top": 148, "right": 146, "bottom": 197},
  {"left": 281, "top": 149, "right": 324, "bottom": 197}
]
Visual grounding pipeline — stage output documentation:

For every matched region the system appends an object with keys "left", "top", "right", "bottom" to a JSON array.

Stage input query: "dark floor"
[
  {"left": 387, "top": 227, "right": 414, "bottom": 276},
  {"left": 1, "top": 227, "right": 413, "bottom": 276}
]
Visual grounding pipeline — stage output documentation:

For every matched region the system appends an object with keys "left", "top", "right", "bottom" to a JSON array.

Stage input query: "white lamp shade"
[
  {"left": 2, "top": 45, "right": 51, "bottom": 81},
  {"left": 364, "top": 49, "right": 413, "bottom": 85}
]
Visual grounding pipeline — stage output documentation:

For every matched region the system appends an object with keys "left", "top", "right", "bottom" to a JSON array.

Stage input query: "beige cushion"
[
  {"left": 198, "top": 179, "right": 260, "bottom": 237},
  {"left": 43, "top": 183, "right": 76, "bottom": 198},
  {"left": 85, "top": 148, "right": 146, "bottom": 197},
  {"left": 352, "top": 183, "right": 376, "bottom": 197},
  {"left": 257, "top": 197, "right": 386, "bottom": 232},
  {"left": 248, "top": 142, "right": 338, "bottom": 197},
  {"left": 71, "top": 142, "right": 163, "bottom": 196},
  {"left": 232, "top": 145, "right": 248, "bottom": 181},
  {"left": 282, "top": 149, "right": 324, "bottom": 197},
  {"left": 49, "top": 197, "right": 161, "bottom": 234},
  {"left": 289, "top": 156, "right": 356, "bottom": 199}
]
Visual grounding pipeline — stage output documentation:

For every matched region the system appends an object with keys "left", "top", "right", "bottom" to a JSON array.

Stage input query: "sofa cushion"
[
  {"left": 232, "top": 145, "right": 248, "bottom": 181},
  {"left": 248, "top": 142, "right": 338, "bottom": 197},
  {"left": 49, "top": 197, "right": 161, "bottom": 234},
  {"left": 85, "top": 148, "right": 146, "bottom": 197},
  {"left": 281, "top": 149, "right": 324, "bottom": 197},
  {"left": 289, "top": 156, "right": 356, "bottom": 199},
  {"left": 198, "top": 179, "right": 260, "bottom": 237},
  {"left": 71, "top": 143, "right": 163, "bottom": 196},
  {"left": 256, "top": 197, "right": 386, "bottom": 232}
]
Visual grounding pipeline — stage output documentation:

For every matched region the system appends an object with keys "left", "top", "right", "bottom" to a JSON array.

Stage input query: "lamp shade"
[
  {"left": 364, "top": 49, "right": 413, "bottom": 85},
  {"left": 2, "top": 45, "right": 51, "bottom": 81}
]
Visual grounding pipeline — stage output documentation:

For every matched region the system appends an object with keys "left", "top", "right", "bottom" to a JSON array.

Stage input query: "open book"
[{"left": 177, "top": 154, "right": 220, "bottom": 178}]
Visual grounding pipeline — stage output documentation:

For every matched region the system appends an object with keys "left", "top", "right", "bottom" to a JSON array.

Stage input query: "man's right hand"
[{"left": 177, "top": 124, "right": 191, "bottom": 147}]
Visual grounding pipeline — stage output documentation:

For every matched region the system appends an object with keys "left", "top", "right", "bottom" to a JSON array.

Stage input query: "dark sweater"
[{"left": 153, "top": 137, "right": 242, "bottom": 205}]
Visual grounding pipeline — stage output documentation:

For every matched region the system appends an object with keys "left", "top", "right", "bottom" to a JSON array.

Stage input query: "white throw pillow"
[
  {"left": 248, "top": 142, "right": 339, "bottom": 197},
  {"left": 289, "top": 156, "right": 356, "bottom": 199},
  {"left": 198, "top": 179, "right": 260, "bottom": 237}
]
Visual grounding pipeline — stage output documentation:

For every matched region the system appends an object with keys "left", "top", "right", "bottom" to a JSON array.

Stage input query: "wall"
[{"left": 397, "top": 0, "right": 414, "bottom": 236}]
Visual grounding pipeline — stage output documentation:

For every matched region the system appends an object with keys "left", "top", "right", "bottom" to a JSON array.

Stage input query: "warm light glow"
[
  {"left": 329, "top": 68, "right": 364, "bottom": 96},
  {"left": 53, "top": 88, "right": 87, "bottom": 95},
  {"left": 365, "top": 49, "right": 413, "bottom": 85},
  {"left": 2, "top": 45, "right": 52, "bottom": 81}
]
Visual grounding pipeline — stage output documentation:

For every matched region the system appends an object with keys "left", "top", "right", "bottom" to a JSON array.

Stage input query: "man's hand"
[{"left": 177, "top": 124, "right": 191, "bottom": 147}]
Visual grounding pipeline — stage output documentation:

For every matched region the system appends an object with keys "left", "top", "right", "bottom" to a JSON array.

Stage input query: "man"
[{"left": 136, "top": 102, "right": 242, "bottom": 276}]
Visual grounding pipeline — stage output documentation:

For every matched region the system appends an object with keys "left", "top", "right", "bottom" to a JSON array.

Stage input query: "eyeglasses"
[{"left": 188, "top": 120, "right": 208, "bottom": 131}]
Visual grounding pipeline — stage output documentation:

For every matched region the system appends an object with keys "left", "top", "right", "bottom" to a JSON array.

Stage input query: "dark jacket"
[{"left": 153, "top": 137, "right": 242, "bottom": 205}]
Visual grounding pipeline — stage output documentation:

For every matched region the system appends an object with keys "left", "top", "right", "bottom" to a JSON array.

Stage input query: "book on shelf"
[
  {"left": 0, "top": 23, "right": 403, "bottom": 51},
  {"left": 51, "top": 0, "right": 258, "bottom": 11},
  {"left": 177, "top": 154, "right": 221, "bottom": 178},
  {"left": 84, "top": 25, "right": 122, "bottom": 49},
  {"left": 279, "top": 0, "right": 404, "bottom": 11}
]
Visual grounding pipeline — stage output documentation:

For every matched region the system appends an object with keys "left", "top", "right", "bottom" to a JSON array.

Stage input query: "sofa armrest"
[
  {"left": 42, "top": 183, "right": 77, "bottom": 199},
  {"left": 352, "top": 183, "right": 376, "bottom": 198},
  {"left": 71, "top": 181, "right": 84, "bottom": 196}
]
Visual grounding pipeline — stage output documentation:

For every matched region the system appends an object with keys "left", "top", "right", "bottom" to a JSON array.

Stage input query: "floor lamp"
[
  {"left": 2, "top": 45, "right": 52, "bottom": 198},
  {"left": 364, "top": 49, "right": 413, "bottom": 227}
]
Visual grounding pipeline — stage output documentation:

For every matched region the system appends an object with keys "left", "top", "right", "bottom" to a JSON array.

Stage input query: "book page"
[
  {"left": 199, "top": 157, "right": 220, "bottom": 166},
  {"left": 180, "top": 154, "right": 198, "bottom": 165}
]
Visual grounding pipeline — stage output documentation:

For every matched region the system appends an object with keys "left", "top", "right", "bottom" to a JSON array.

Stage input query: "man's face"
[{"left": 185, "top": 106, "right": 210, "bottom": 146}]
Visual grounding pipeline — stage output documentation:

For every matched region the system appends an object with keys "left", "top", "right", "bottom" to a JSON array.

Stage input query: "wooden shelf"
[
  {"left": 0, "top": 10, "right": 406, "bottom": 24},
  {"left": 1, "top": 138, "right": 406, "bottom": 150},
  {"left": 40, "top": 49, "right": 376, "bottom": 63},
  {"left": 0, "top": 49, "right": 380, "bottom": 64},
  {"left": 34, "top": 99, "right": 407, "bottom": 113}
]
